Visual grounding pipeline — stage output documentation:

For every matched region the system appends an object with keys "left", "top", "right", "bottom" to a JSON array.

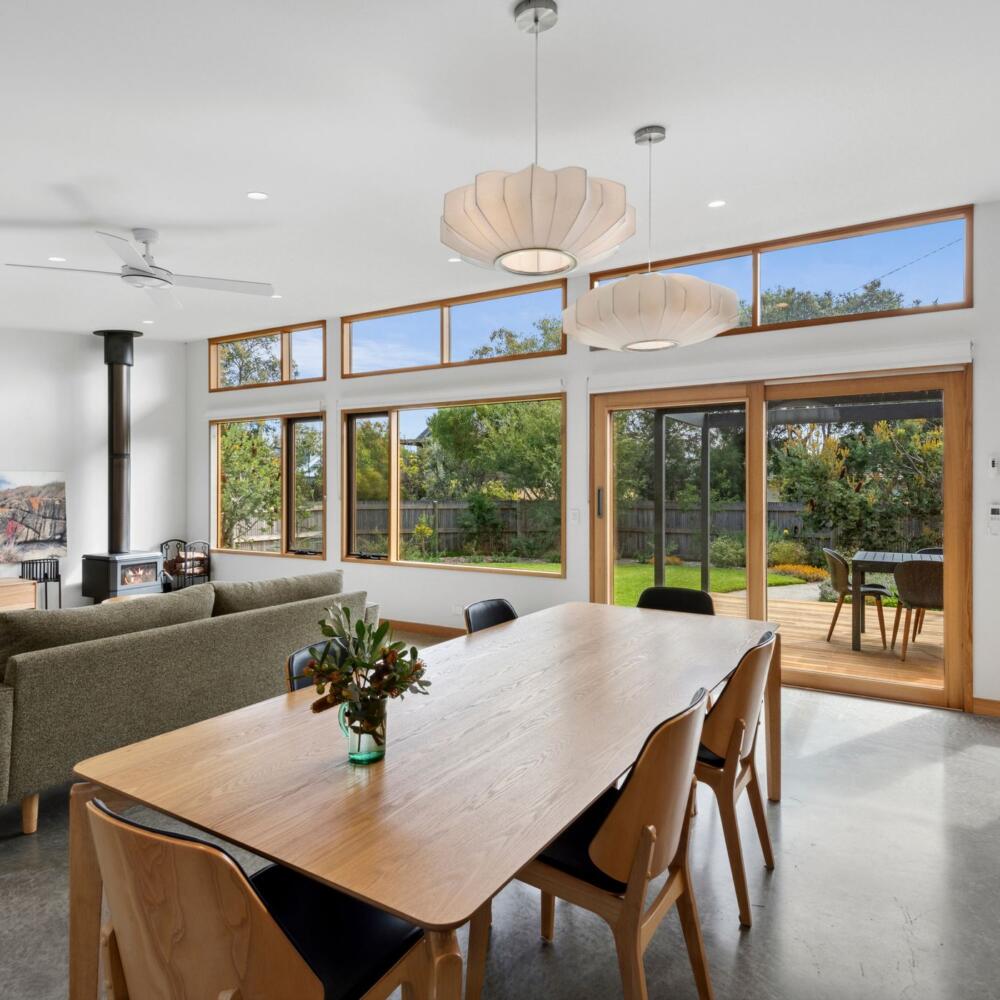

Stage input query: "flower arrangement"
[{"left": 305, "top": 607, "right": 430, "bottom": 746}]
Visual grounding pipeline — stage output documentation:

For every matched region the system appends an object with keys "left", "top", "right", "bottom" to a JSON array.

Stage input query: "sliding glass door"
[{"left": 591, "top": 369, "right": 972, "bottom": 710}]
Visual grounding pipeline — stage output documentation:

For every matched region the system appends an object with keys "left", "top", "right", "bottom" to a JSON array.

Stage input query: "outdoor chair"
[
  {"left": 822, "top": 548, "right": 889, "bottom": 648},
  {"left": 892, "top": 561, "right": 944, "bottom": 661}
]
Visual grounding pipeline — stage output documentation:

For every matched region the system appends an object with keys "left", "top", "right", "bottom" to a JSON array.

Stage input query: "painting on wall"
[{"left": 0, "top": 472, "right": 68, "bottom": 563}]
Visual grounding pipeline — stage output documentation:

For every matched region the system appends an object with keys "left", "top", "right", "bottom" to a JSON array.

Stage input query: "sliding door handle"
[{"left": 596, "top": 487, "right": 604, "bottom": 518}]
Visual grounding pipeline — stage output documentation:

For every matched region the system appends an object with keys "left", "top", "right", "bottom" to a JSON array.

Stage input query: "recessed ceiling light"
[
  {"left": 447, "top": 257, "right": 462, "bottom": 263},
  {"left": 47, "top": 256, "right": 67, "bottom": 262},
  {"left": 707, "top": 200, "right": 726, "bottom": 209},
  {"left": 271, "top": 293, "right": 283, "bottom": 299},
  {"left": 142, "top": 319, "right": 155, "bottom": 325},
  {"left": 247, "top": 191, "right": 269, "bottom": 200}
]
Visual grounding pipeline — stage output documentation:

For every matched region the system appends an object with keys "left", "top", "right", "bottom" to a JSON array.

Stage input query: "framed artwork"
[{"left": 0, "top": 472, "right": 67, "bottom": 563}]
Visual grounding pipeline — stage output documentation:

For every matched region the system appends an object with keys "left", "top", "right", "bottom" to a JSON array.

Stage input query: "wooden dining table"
[
  {"left": 850, "top": 550, "right": 944, "bottom": 651},
  {"left": 69, "top": 601, "right": 781, "bottom": 1000}
]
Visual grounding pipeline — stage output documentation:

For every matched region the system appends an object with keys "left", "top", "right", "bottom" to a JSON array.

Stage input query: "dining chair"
[
  {"left": 892, "top": 561, "right": 944, "bottom": 661},
  {"left": 637, "top": 586, "right": 715, "bottom": 616},
  {"left": 86, "top": 798, "right": 432, "bottom": 1000},
  {"left": 286, "top": 640, "right": 337, "bottom": 692},
  {"left": 913, "top": 547, "right": 943, "bottom": 635},
  {"left": 466, "top": 688, "right": 713, "bottom": 1000},
  {"left": 822, "top": 548, "right": 889, "bottom": 647},
  {"left": 463, "top": 598, "right": 518, "bottom": 634},
  {"left": 694, "top": 631, "right": 777, "bottom": 928}
]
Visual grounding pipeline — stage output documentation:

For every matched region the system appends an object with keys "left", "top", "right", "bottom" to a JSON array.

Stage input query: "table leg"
[
  {"left": 427, "top": 928, "right": 463, "bottom": 1000},
  {"left": 69, "top": 782, "right": 105, "bottom": 1000},
  {"left": 766, "top": 633, "right": 782, "bottom": 803},
  {"left": 851, "top": 568, "right": 863, "bottom": 651}
]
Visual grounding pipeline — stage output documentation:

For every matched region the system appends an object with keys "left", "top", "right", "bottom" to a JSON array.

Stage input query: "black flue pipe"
[{"left": 93, "top": 331, "right": 142, "bottom": 554}]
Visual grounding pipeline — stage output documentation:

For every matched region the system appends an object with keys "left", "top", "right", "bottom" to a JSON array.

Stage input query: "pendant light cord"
[
  {"left": 533, "top": 15, "right": 540, "bottom": 165},
  {"left": 647, "top": 138, "right": 653, "bottom": 273}
]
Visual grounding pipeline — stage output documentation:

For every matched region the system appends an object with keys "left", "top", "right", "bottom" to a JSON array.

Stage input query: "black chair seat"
[
  {"left": 250, "top": 863, "right": 423, "bottom": 1000},
  {"left": 537, "top": 787, "right": 628, "bottom": 896},
  {"left": 696, "top": 743, "right": 726, "bottom": 769},
  {"left": 858, "top": 583, "right": 892, "bottom": 598}
]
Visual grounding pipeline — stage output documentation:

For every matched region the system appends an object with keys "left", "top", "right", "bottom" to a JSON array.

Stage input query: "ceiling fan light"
[
  {"left": 564, "top": 272, "right": 739, "bottom": 352},
  {"left": 121, "top": 271, "right": 172, "bottom": 289}
]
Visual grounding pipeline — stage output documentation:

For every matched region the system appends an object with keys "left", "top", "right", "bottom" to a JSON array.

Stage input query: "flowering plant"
[{"left": 305, "top": 607, "right": 429, "bottom": 742}]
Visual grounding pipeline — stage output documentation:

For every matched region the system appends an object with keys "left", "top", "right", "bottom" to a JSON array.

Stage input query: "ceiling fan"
[{"left": 5, "top": 228, "right": 274, "bottom": 307}]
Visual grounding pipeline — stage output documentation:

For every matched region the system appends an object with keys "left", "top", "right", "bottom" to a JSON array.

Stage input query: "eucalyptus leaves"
[{"left": 305, "top": 608, "right": 430, "bottom": 752}]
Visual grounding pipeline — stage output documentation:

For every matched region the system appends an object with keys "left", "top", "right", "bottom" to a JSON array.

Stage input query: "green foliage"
[
  {"left": 768, "top": 538, "right": 809, "bottom": 566},
  {"left": 219, "top": 420, "right": 281, "bottom": 548},
  {"left": 459, "top": 493, "right": 504, "bottom": 555},
  {"left": 710, "top": 533, "right": 745, "bottom": 568},
  {"left": 291, "top": 421, "right": 323, "bottom": 553},
  {"left": 401, "top": 515, "right": 436, "bottom": 560},
  {"left": 353, "top": 418, "right": 390, "bottom": 501},
  {"left": 467, "top": 315, "right": 562, "bottom": 359},
  {"left": 306, "top": 607, "right": 430, "bottom": 739},
  {"left": 218, "top": 334, "right": 300, "bottom": 387},
  {"left": 737, "top": 280, "right": 912, "bottom": 327},
  {"left": 770, "top": 418, "right": 943, "bottom": 556}
]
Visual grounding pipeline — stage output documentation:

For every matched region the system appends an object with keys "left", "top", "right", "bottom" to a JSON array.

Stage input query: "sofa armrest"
[
  {"left": 364, "top": 603, "right": 380, "bottom": 626},
  {"left": 0, "top": 684, "right": 12, "bottom": 805}
]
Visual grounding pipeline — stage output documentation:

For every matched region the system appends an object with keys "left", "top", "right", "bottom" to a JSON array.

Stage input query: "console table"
[{"left": 0, "top": 579, "right": 37, "bottom": 611}]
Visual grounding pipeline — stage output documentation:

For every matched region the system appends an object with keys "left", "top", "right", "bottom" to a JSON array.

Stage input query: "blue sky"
[{"left": 291, "top": 325, "right": 324, "bottom": 378}]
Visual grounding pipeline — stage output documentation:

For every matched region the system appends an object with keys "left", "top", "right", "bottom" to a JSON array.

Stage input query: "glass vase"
[{"left": 338, "top": 698, "right": 387, "bottom": 764}]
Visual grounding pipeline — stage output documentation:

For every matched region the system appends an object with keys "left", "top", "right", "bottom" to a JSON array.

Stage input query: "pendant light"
[
  {"left": 563, "top": 126, "right": 739, "bottom": 351},
  {"left": 440, "top": 0, "right": 635, "bottom": 276}
]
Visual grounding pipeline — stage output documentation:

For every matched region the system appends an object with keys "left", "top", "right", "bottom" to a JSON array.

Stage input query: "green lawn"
[{"left": 476, "top": 560, "right": 804, "bottom": 607}]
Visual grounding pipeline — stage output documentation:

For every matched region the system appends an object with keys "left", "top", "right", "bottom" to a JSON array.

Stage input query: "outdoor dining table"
[
  {"left": 850, "top": 550, "right": 944, "bottom": 651},
  {"left": 68, "top": 601, "right": 781, "bottom": 1000}
]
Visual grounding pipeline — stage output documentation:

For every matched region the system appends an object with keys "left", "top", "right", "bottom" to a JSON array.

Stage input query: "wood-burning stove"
[{"left": 82, "top": 331, "right": 164, "bottom": 602}]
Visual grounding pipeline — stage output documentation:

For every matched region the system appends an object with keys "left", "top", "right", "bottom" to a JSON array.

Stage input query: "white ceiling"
[{"left": 1, "top": 0, "right": 997, "bottom": 342}]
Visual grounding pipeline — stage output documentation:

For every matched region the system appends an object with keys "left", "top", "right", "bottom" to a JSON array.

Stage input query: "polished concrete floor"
[{"left": 2, "top": 688, "right": 1000, "bottom": 999}]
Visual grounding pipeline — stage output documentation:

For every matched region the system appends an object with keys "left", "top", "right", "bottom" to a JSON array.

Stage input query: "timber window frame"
[
  {"left": 341, "top": 393, "right": 567, "bottom": 578},
  {"left": 211, "top": 411, "right": 327, "bottom": 558},
  {"left": 208, "top": 321, "right": 327, "bottom": 392}
]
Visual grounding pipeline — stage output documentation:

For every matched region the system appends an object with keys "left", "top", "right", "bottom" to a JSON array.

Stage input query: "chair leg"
[
  {"left": 465, "top": 900, "right": 492, "bottom": 1000},
  {"left": 900, "top": 608, "right": 912, "bottom": 662},
  {"left": 21, "top": 793, "right": 39, "bottom": 835},
  {"left": 541, "top": 890, "right": 555, "bottom": 942},
  {"left": 875, "top": 597, "right": 886, "bottom": 649},
  {"left": 912, "top": 609, "right": 921, "bottom": 643},
  {"left": 826, "top": 595, "right": 844, "bottom": 642},
  {"left": 613, "top": 925, "right": 649, "bottom": 1000},
  {"left": 917, "top": 608, "right": 925, "bottom": 634},
  {"left": 891, "top": 605, "right": 902, "bottom": 649},
  {"left": 675, "top": 871, "right": 715, "bottom": 1000},
  {"left": 715, "top": 787, "right": 753, "bottom": 928},
  {"left": 746, "top": 763, "right": 774, "bottom": 870}
]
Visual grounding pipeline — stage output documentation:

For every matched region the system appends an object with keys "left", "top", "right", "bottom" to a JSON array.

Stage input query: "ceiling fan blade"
[
  {"left": 146, "top": 287, "right": 184, "bottom": 312},
  {"left": 5, "top": 263, "right": 120, "bottom": 277},
  {"left": 96, "top": 230, "right": 149, "bottom": 271},
  {"left": 172, "top": 273, "right": 274, "bottom": 296}
]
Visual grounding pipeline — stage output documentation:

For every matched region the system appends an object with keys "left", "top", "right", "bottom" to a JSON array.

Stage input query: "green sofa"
[{"left": 0, "top": 571, "right": 375, "bottom": 834}]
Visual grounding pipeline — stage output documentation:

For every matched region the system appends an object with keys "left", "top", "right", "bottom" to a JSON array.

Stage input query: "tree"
[
  {"left": 291, "top": 421, "right": 324, "bottom": 552},
  {"left": 769, "top": 417, "right": 943, "bottom": 557},
  {"left": 467, "top": 315, "right": 562, "bottom": 359},
  {"left": 219, "top": 420, "right": 282, "bottom": 548},
  {"left": 218, "top": 335, "right": 300, "bottom": 386},
  {"left": 352, "top": 418, "right": 390, "bottom": 500},
  {"left": 738, "top": 279, "right": 910, "bottom": 326}
]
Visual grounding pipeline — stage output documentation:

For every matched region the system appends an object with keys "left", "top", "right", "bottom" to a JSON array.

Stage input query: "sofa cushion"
[
  {"left": 0, "top": 584, "right": 215, "bottom": 680},
  {"left": 211, "top": 571, "right": 344, "bottom": 617}
]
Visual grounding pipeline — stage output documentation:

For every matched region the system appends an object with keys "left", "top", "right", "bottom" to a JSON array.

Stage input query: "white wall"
[
  {"left": 1, "top": 329, "right": 189, "bottom": 606},
  {"left": 186, "top": 201, "right": 1000, "bottom": 699}
]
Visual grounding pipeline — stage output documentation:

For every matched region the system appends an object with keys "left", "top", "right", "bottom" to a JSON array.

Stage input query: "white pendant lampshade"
[
  {"left": 564, "top": 271, "right": 739, "bottom": 351},
  {"left": 439, "top": 0, "right": 635, "bottom": 277},
  {"left": 441, "top": 164, "right": 636, "bottom": 276}
]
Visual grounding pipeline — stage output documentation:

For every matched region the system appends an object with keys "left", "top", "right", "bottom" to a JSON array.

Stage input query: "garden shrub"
[
  {"left": 768, "top": 538, "right": 809, "bottom": 566},
  {"left": 772, "top": 563, "right": 827, "bottom": 582},
  {"left": 710, "top": 534, "right": 745, "bottom": 568}
]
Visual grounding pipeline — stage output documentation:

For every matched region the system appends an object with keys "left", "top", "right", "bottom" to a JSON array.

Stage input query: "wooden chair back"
[
  {"left": 589, "top": 689, "right": 709, "bottom": 883},
  {"left": 822, "top": 548, "right": 849, "bottom": 595},
  {"left": 636, "top": 586, "right": 715, "bottom": 616},
  {"left": 700, "top": 632, "right": 777, "bottom": 763},
  {"left": 464, "top": 598, "right": 518, "bottom": 634},
  {"left": 86, "top": 799, "right": 323, "bottom": 1000},
  {"left": 894, "top": 561, "right": 944, "bottom": 610}
]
